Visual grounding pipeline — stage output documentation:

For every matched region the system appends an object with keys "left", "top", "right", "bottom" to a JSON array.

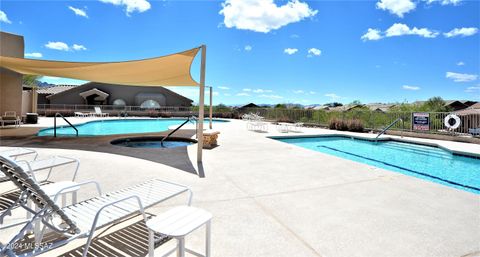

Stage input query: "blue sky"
[{"left": 0, "top": 0, "right": 479, "bottom": 105}]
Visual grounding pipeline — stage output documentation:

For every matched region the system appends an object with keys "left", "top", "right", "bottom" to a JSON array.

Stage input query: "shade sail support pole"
[
  {"left": 209, "top": 86, "right": 213, "bottom": 130},
  {"left": 197, "top": 45, "right": 206, "bottom": 163}
]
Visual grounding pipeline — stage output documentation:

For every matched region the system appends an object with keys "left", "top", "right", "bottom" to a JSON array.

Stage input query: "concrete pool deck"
[{"left": 0, "top": 118, "right": 479, "bottom": 257}]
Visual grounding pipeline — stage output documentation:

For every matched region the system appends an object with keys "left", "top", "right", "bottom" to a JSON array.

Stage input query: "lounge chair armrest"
[{"left": 52, "top": 181, "right": 102, "bottom": 202}]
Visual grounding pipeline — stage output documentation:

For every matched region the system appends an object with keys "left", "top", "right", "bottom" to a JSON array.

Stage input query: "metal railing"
[
  {"left": 238, "top": 108, "right": 480, "bottom": 137},
  {"left": 54, "top": 113, "right": 78, "bottom": 137},
  {"left": 376, "top": 118, "right": 402, "bottom": 140},
  {"left": 160, "top": 116, "right": 197, "bottom": 146}
]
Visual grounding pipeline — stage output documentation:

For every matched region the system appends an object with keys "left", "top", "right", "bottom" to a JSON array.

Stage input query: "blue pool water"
[
  {"left": 38, "top": 119, "right": 227, "bottom": 136},
  {"left": 275, "top": 136, "right": 480, "bottom": 194}
]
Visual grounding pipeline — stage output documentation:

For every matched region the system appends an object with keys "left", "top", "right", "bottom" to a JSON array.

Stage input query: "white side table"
[{"left": 146, "top": 206, "right": 212, "bottom": 257}]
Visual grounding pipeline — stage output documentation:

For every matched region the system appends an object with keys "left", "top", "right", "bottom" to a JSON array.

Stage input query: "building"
[
  {"left": 0, "top": 32, "right": 24, "bottom": 116},
  {"left": 42, "top": 82, "right": 193, "bottom": 107}
]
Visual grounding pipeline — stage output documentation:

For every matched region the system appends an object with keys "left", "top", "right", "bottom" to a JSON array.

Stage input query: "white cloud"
[
  {"left": 325, "top": 93, "right": 341, "bottom": 100},
  {"left": 361, "top": 28, "right": 383, "bottom": 41},
  {"left": 99, "top": 0, "right": 151, "bottom": 16},
  {"left": 25, "top": 52, "right": 43, "bottom": 58},
  {"left": 45, "top": 41, "right": 70, "bottom": 51},
  {"left": 218, "top": 86, "right": 230, "bottom": 90},
  {"left": 259, "top": 94, "right": 283, "bottom": 99},
  {"left": 284, "top": 48, "right": 298, "bottom": 55},
  {"left": 212, "top": 92, "right": 219, "bottom": 96},
  {"left": 402, "top": 85, "right": 420, "bottom": 90},
  {"left": 243, "top": 88, "right": 252, "bottom": 92},
  {"left": 293, "top": 90, "right": 304, "bottom": 94},
  {"left": 72, "top": 44, "right": 87, "bottom": 51},
  {"left": 307, "top": 48, "right": 321, "bottom": 57},
  {"left": 244, "top": 45, "right": 252, "bottom": 51},
  {"left": 253, "top": 89, "right": 272, "bottom": 93},
  {"left": 376, "top": 0, "right": 416, "bottom": 18},
  {"left": 309, "top": 91, "right": 316, "bottom": 95},
  {"left": 224, "top": 93, "right": 232, "bottom": 96},
  {"left": 446, "top": 72, "right": 478, "bottom": 82},
  {"left": 68, "top": 6, "right": 88, "bottom": 18},
  {"left": 219, "top": 0, "right": 317, "bottom": 33},
  {"left": 236, "top": 92, "right": 250, "bottom": 96},
  {"left": 465, "top": 86, "right": 480, "bottom": 93},
  {"left": 45, "top": 42, "right": 87, "bottom": 51},
  {"left": 385, "top": 23, "right": 439, "bottom": 38},
  {"left": 457, "top": 61, "right": 465, "bottom": 66},
  {"left": 425, "top": 0, "right": 462, "bottom": 6},
  {"left": 290, "top": 34, "right": 300, "bottom": 38},
  {"left": 443, "top": 27, "right": 478, "bottom": 38},
  {"left": 0, "top": 10, "right": 12, "bottom": 24}
]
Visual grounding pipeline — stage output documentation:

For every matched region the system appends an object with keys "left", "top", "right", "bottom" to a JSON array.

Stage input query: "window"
[
  {"left": 140, "top": 99, "right": 160, "bottom": 109},
  {"left": 113, "top": 99, "right": 127, "bottom": 106}
]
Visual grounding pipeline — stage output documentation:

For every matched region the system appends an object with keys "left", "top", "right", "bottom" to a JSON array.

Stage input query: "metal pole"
[
  {"left": 209, "top": 86, "right": 213, "bottom": 130},
  {"left": 197, "top": 45, "right": 206, "bottom": 163}
]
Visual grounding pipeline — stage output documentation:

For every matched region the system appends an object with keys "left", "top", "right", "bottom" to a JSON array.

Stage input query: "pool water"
[
  {"left": 38, "top": 119, "right": 227, "bottom": 136},
  {"left": 275, "top": 136, "right": 480, "bottom": 194}
]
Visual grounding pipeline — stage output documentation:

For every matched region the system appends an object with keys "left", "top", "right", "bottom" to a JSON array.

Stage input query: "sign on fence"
[{"left": 412, "top": 112, "right": 430, "bottom": 130}]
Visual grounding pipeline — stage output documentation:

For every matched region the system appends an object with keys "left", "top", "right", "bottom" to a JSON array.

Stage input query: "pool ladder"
[
  {"left": 160, "top": 116, "right": 197, "bottom": 147},
  {"left": 375, "top": 118, "right": 402, "bottom": 140},
  {"left": 54, "top": 113, "right": 78, "bottom": 137}
]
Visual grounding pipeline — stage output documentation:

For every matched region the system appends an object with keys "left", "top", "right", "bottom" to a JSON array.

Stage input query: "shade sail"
[{"left": 0, "top": 47, "right": 200, "bottom": 86}]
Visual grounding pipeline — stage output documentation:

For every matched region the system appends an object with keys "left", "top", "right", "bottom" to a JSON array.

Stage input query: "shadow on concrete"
[{"left": 0, "top": 129, "right": 200, "bottom": 176}]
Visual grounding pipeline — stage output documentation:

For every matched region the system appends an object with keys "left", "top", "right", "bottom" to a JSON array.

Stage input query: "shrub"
[
  {"left": 329, "top": 118, "right": 338, "bottom": 129},
  {"left": 347, "top": 119, "right": 364, "bottom": 132},
  {"left": 277, "top": 117, "right": 293, "bottom": 123},
  {"left": 336, "top": 119, "right": 349, "bottom": 131}
]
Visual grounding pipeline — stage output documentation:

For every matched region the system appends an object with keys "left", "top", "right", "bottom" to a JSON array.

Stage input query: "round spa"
[{"left": 111, "top": 136, "right": 197, "bottom": 149}]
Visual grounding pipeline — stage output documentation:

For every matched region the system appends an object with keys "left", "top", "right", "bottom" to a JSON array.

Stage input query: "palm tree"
[{"left": 22, "top": 74, "right": 42, "bottom": 87}]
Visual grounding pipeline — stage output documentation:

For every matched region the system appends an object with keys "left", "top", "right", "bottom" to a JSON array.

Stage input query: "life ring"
[{"left": 444, "top": 114, "right": 461, "bottom": 130}]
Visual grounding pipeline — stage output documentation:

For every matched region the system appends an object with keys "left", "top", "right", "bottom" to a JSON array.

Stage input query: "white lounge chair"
[
  {"left": 0, "top": 155, "right": 79, "bottom": 183},
  {"left": 74, "top": 112, "right": 88, "bottom": 118},
  {"left": 0, "top": 148, "right": 38, "bottom": 160},
  {"left": 0, "top": 155, "right": 191, "bottom": 257},
  {"left": 93, "top": 106, "right": 109, "bottom": 117},
  {"left": 469, "top": 128, "right": 480, "bottom": 136}
]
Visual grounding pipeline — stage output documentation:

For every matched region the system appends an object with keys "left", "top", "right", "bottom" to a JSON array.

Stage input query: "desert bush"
[{"left": 347, "top": 119, "right": 364, "bottom": 132}]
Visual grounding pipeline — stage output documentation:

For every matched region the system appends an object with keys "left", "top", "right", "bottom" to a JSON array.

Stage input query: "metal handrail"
[
  {"left": 160, "top": 116, "right": 197, "bottom": 146},
  {"left": 54, "top": 113, "right": 78, "bottom": 137},
  {"left": 375, "top": 118, "right": 402, "bottom": 140}
]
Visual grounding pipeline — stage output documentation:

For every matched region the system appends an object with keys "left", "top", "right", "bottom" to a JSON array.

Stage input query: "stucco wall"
[
  {"left": 48, "top": 82, "right": 192, "bottom": 106},
  {"left": 0, "top": 32, "right": 24, "bottom": 116},
  {"left": 21, "top": 90, "right": 32, "bottom": 114}
]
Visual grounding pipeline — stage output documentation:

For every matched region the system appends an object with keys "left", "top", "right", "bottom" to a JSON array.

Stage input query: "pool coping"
[
  {"left": 268, "top": 133, "right": 480, "bottom": 159},
  {"left": 37, "top": 117, "right": 229, "bottom": 136}
]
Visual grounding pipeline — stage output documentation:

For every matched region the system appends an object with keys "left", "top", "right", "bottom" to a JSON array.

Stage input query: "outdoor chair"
[
  {"left": 93, "top": 107, "right": 109, "bottom": 117},
  {"left": 0, "top": 148, "right": 38, "bottom": 161},
  {"left": 0, "top": 155, "right": 79, "bottom": 184},
  {"left": 0, "top": 111, "right": 21, "bottom": 128},
  {"left": 468, "top": 128, "right": 480, "bottom": 136},
  {"left": 0, "top": 155, "right": 192, "bottom": 257},
  {"left": 74, "top": 112, "right": 88, "bottom": 118}
]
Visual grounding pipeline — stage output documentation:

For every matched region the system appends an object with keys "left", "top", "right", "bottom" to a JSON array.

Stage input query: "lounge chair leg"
[
  {"left": 149, "top": 229, "right": 155, "bottom": 257},
  {"left": 206, "top": 221, "right": 211, "bottom": 257},
  {"left": 177, "top": 237, "right": 185, "bottom": 257}
]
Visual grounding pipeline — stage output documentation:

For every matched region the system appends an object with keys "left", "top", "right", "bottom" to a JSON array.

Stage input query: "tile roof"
[{"left": 36, "top": 85, "right": 77, "bottom": 95}]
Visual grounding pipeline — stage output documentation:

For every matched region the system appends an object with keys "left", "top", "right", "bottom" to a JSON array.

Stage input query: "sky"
[{"left": 0, "top": 0, "right": 479, "bottom": 105}]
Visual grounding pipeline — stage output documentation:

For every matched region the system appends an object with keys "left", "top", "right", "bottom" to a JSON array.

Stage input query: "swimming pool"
[
  {"left": 37, "top": 119, "right": 228, "bottom": 136},
  {"left": 275, "top": 136, "right": 480, "bottom": 194}
]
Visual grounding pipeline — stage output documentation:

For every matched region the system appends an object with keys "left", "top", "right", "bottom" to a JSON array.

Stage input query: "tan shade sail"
[{"left": 0, "top": 47, "right": 200, "bottom": 86}]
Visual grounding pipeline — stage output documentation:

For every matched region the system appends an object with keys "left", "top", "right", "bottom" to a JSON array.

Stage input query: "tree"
[
  {"left": 422, "top": 97, "right": 450, "bottom": 112},
  {"left": 274, "top": 104, "right": 287, "bottom": 109},
  {"left": 22, "top": 75, "right": 42, "bottom": 87},
  {"left": 324, "top": 102, "right": 343, "bottom": 107},
  {"left": 350, "top": 100, "right": 362, "bottom": 105}
]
